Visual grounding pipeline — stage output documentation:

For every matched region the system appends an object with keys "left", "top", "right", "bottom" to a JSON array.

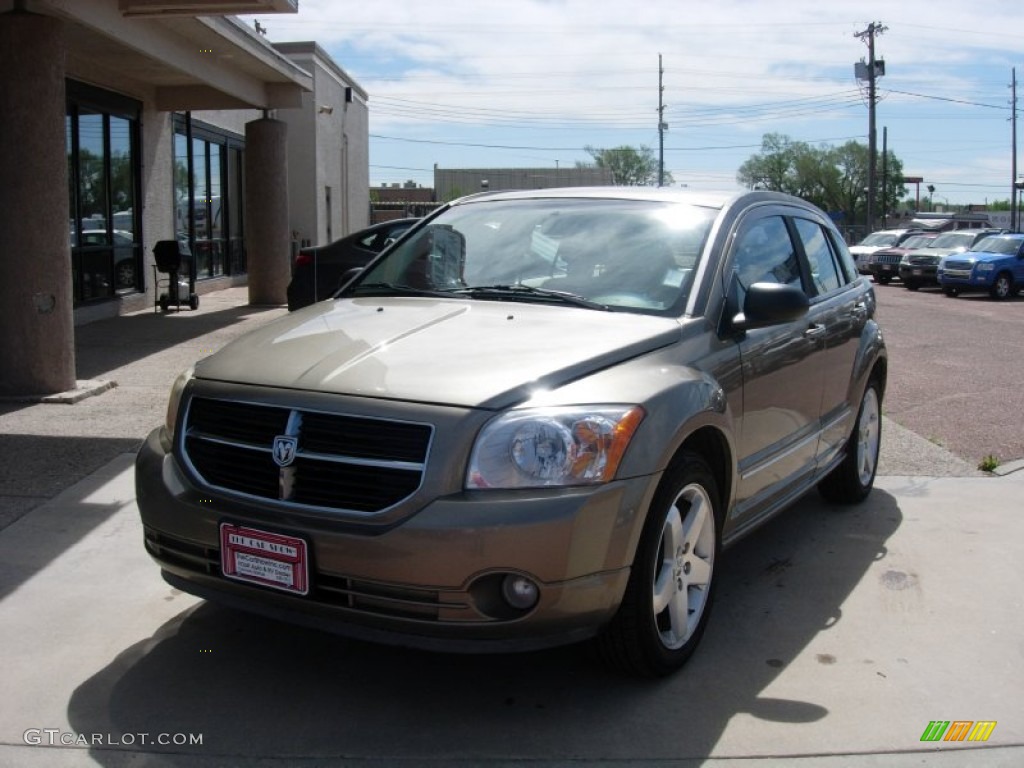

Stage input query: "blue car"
[{"left": 938, "top": 233, "right": 1024, "bottom": 300}]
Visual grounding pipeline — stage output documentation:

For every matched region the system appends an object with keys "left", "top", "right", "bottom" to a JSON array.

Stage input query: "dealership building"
[{"left": 0, "top": 0, "right": 368, "bottom": 397}]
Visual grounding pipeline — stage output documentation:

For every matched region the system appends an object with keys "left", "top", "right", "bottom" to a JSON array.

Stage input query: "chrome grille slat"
[{"left": 181, "top": 396, "right": 432, "bottom": 515}]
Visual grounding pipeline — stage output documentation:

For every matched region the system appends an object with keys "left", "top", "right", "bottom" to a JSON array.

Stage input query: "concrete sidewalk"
[{"left": 1, "top": 288, "right": 1021, "bottom": 766}]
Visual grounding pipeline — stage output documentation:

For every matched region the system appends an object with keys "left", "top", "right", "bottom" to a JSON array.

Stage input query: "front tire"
[
  {"left": 875, "top": 274, "right": 892, "bottom": 285},
  {"left": 818, "top": 380, "right": 882, "bottom": 504},
  {"left": 990, "top": 273, "right": 1013, "bottom": 300},
  {"left": 905, "top": 281, "right": 920, "bottom": 291},
  {"left": 596, "top": 453, "right": 721, "bottom": 677}
]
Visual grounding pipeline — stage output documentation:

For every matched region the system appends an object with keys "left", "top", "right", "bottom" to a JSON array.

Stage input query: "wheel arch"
[{"left": 666, "top": 425, "right": 733, "bottom": 519}]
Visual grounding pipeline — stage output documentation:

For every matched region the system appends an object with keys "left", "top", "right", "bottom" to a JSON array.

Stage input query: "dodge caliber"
[{"left": 136, "top": 188, "right": 887, "bottom": 677}]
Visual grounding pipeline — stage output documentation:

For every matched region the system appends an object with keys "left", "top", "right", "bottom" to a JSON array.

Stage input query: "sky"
[{"left": 245, "top": 0, "right": 1024, "bottom": 207}]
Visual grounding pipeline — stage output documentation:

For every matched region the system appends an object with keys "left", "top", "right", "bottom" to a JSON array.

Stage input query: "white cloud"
[{"left": 247, "top": 1, "right": 1024, "bottom": 201}]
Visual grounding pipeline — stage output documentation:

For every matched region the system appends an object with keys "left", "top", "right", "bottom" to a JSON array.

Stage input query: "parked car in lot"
[
  {"left": 849, "top": 229, "right": 919, "bottom": 275},
  {"left": 286, "top": 218, "right": 419, "bottom": 311},
  {"left": 899, "top": 228, "right": 1006, "bottom": 290},
  {"left": 136, "top": 188, "right": 886, "bottom": 678},
  {"left": 867, "top": 232, "right": 938, "bottom": 284},
  {"left": 74, "top": 229, "right": 138, "bottom": 289},
  {"left": 938, "top": 233, "right": 1024, "bottom": 299}
]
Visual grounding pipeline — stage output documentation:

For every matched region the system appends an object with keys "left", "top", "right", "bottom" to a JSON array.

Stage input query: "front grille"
[
  {"left": 943, "top": 269, "right": 973, "bottom": 280},
  {"left": 874, "top": 253, "right": 902, "bottom": 265},
  {"left": 908, "top": 255, "right": 939, "bottom": 266},
  {"left": 943, "top": 260, "right": 972, "bottom": 271},
  {"left": 182, "top": 397, "right": 432, "bottom": 515}
]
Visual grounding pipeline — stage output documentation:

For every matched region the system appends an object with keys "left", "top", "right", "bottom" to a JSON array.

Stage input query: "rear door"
[{"left": 790, "top": 216, "right": 868, "bottom": 469}]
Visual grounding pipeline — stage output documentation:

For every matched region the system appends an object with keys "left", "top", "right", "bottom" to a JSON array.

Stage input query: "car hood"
[
  {"left": 947, "top": 250, "right": 1006, "bottom": 263},
  {"left": 905, "top": 245, "right": 968, "bottom": 257},
  {"left": 194, "top": 297, "right": 682, "bottom": 409},
  {"left": 850, "top": 245, "right": 886, "bottom": 255}
]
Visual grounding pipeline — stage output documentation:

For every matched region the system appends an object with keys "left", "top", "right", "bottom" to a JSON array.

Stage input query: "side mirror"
[
  {"left": 336, "top": 266, "right": 364, "bottom": 291},
  {"left": 732, "top": 282, "right": 809, "bottom": 332}
]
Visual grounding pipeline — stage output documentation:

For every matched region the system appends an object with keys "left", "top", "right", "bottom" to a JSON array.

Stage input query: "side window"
[
  {"left": 793, "top": 217, "right": 844, "bottom": 295},
  {"left": 732, "top": 215, "right": 802, "bottom": 309}
]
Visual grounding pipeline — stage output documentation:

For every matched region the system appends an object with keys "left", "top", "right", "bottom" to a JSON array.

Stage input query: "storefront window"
[
  {"left": 173, "top": 116, "right": 244, "bottom": 280},
  {"left": 66, "top": 82, "right": 141, "bottom": 305}
]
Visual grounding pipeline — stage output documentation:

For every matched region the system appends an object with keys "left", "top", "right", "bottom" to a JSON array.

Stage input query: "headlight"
[
  {"left": 976, "top": 262, "right": 995, "bottom": 272},
  {"left": 165, "top": 367, "right": 194, "bottom": 440},
  {"left": 466, "top": 405, "right": 645, "bottom": 489}
]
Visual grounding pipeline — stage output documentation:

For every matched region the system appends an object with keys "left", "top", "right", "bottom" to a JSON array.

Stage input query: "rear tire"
[
  {"left": 596, "top": 453, "right": 721, "bottom": 677},
  {"left": 818, "top": 380, "right": 882, "bottom": 504}
]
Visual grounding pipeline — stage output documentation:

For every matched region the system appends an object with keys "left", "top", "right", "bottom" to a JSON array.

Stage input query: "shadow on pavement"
[
  {"left": 74, "top": 304, "right": 282, "bottom": 382},
  {"left": 0, "top": 436, "right": 140, "bottom": 553},
  {"left": 67, "top": 490, "right": 902, "bottom": 764}
]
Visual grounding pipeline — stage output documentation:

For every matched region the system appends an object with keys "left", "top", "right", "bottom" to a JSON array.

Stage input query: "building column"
[
  {"left": 0, "top": 10, "right": 74, "bottom": 396},
  {"left": 244, "top": 118, "right": 290, "bottom": 305}
]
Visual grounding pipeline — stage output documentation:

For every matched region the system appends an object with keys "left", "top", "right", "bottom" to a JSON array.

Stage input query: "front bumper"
[
  {"left": 868, "top": 261, "right": 900, "bottom": 279},
  {"left": 938, "top": 273, "right": 990, "bottom": 289},
  {"left": 898, "top": 263, "right": 939, "bottom": 284},
  {"left": 135, "top": 427, "right": 659, "bottom": 652}
]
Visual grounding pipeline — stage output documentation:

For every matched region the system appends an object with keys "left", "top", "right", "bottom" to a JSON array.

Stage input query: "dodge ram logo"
[{"left": 272, "top": 436, "right": 298, "bottom": 467}]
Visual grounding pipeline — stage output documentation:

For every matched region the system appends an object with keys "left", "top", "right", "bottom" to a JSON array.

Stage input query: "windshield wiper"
[
  {"left": 449, "top": 284, "right": 612, "bottom": 311},
  {"left": 346, "top": 282, "right": 452, "bottom": 298}
]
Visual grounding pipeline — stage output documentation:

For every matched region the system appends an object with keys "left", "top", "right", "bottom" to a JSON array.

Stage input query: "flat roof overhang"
[
  {"left": 119, "top": 0, "right": 297, "bottom": 17},
  {"left": 13, "top": 0, "right": 311, "bottom": 110}
]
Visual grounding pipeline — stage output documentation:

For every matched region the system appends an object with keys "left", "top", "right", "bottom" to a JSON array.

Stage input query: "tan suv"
[{"left": 136, "top": 188, "right": 887, "bottom": 677}]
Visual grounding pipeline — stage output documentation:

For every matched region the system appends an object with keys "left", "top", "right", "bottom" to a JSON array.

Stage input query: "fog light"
[{"left": 501, "top": 574, "right": 539, "bottom": 610}]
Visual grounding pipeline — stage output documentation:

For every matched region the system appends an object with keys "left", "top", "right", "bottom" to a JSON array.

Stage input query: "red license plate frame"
[{"left": 220, "top": 523, "right": 309, "bottom": 595}]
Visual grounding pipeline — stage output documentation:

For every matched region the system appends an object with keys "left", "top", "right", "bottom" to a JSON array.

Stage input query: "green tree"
[
  {"left": 578, "top": 145, "right": 671, "bottom": 186},
  {"left": 738, "top": 134, "right": 906, "bottom": 227}
]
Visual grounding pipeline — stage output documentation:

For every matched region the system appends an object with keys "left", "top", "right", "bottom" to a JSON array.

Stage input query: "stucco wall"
[{"left": 276, "top": 42, "right": 369, "bottom": 248}]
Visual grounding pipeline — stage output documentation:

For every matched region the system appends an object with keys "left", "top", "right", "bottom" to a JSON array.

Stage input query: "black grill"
[
  {"left": 182, "top": 397, "right": 431, "bottom": 514},
  {"left": 944, "top": 260, "right": 971, "bottom": 271}
]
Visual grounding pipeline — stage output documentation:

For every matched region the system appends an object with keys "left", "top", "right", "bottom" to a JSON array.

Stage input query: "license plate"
[
  {"left": 220, "top": 523, "right": 309, "bottom": 595},
  {"left": 912, "top": 269, "right": 923, "bottom": 276},
  {"left": 882, "top": 265, "right": 893, "bottom": 272}
]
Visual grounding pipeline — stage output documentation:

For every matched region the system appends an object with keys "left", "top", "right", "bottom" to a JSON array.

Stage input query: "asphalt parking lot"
[
  {"left": 1, "top": 285, "right": 1022, "bottom": 766},
  {"left": 871, "top": 280, "right": 1024, "bottom": 471}
]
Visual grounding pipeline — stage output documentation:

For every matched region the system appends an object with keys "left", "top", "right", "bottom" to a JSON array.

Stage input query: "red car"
[{"left": 867, "top": 232, "right": 937, "bottom": 284}]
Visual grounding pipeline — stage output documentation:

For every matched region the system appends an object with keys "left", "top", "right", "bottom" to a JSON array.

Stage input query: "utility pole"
[
  {"left": 658, "top": 54, "right": 667, "bottom": 187},
  {"left": 1011, "top": 68, "right": 1018, "bottom": 231},
  {"left": 855, "top": 22, "right": 886, "bottom": 232},
  {"left": 881, "top": 126, "right": 888, "bottom": 227}
]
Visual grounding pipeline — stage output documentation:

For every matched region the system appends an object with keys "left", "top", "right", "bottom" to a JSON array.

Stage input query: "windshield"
[
  {"left": 859, "top": 232, "right": 898, "bottom": 247},
  {"left": 901, "top": 235, "right": 934, "bottom": 249},
  {"left": 930, "top": 232, "right": 974, "bottom": 249},
  {"left": 348, "top": 198, "right": 717, "bottom": 315},
  {"left": 972, "top": 236, "right": 1022, "bottom": 255}
]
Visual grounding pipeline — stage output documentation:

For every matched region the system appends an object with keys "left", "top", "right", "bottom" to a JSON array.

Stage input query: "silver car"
[{"left": 136, "top": 188, "right": 886, "bottom": 677}]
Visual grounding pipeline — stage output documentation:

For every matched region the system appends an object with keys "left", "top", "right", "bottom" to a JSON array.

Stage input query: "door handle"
[{"left": 804, "top": 323, "right": 826, "bottom": 340}]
